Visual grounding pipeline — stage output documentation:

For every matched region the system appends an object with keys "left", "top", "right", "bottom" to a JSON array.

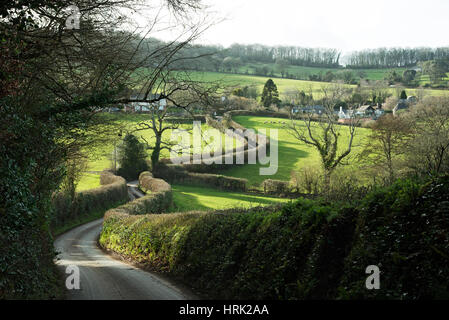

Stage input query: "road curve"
[{"left": 54, "top": 181, "right": 195, "bottom": 300}]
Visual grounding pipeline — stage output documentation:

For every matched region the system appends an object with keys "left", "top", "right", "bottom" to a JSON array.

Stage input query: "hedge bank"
[
  {"left": 103, "top": 171, "right": 172, "bottom": 218},
  {"left": 153, "top": 163, "right": 248, "bottom": 192},
  {"left": 99, "top": 175, "right": 449, "bottom": 299},
  {"left": 164, "top": 111, "right": 270, "bottom": 175},
  {"left": 51, "top": 171, "right": 128, "bottom": 233}
]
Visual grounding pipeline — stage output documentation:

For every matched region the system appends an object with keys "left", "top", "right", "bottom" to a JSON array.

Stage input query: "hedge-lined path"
[
  {"left": 54, "top": 183, "right": 196, "bottom": 300},
  {"left": 127, "top": 180, "right": 145, "bottom": 200},
  {"left": 54, "top": 218, "right": 196, "bottom": 300}
]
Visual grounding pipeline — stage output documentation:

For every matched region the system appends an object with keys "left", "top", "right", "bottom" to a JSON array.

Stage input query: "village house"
[
  {"left": 300, "top": 105, "right": 325, "bottom": 114},
  {"left": 373, "top": 105, "right": 385, "bottom": 117},
  {"left": 338, "top": 106, "right": 350, "bottom": 119},
  {"left": 356, "top": 105, "right": 375, "bottom": 117},
  {"left": 124, "top": 93, "right": 167, "bottom": 113},
  {"left": 392, "top": 96, "right": 417, "bottom": 116}
]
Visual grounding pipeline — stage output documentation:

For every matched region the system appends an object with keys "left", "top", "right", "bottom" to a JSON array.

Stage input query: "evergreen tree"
[
  {"left": 117, "top": 134, "right": 148, "bottom": 180},
  {"left": 261, "top": 79, "right": 281, "bottom": 108},
  {"left": 400, "top": 90, "right": 408, "bottom": 100}
]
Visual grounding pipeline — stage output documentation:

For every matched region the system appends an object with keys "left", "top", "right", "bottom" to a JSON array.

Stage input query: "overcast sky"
[{"left": 197, "top": 0, "right": 449, "bottom": 53}]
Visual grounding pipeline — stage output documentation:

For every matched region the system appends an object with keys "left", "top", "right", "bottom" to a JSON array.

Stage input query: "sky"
[{"left": 196, "top": 0, "right": 449, "bottom": 53}]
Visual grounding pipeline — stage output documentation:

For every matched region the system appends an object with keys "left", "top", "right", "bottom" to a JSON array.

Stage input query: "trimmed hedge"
[
  {"left": 104, "top": 171, "right": 173, "bottom": 218},
  {"left": 139, "top": 171, "right": 171, "bottom": 194},
  {"left": 338, "top": 177, "right": 449, "bottom": 299},
  {"left": 153, "top": 163, "right": 248, "bottom": 192},
  {"left": 165, "top": 111, "right": 270, "bottom": 175},
  {"left": 226, "top": 109, "right": 290, "bottom": 119},
  {"left": 100, "top": 175, "right": 449, "bottom": 300},
  {"left": 51, "top": 171, "right": 128, "bottom": 230}
]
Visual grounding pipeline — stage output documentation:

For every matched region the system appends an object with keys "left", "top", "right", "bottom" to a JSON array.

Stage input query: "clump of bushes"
[
  {"left": 100, "top": 175, "right": 449, "bottom": 299},
  {"left": 262, "top": 179, "right": 290, "bottom": 195},
  {"left": 291, "top": 166, "right": 370, "bottom": 202},
  {"left": 291, "top": 166, "right": 321, "bottom": 194},
  {"left": 339, "top": 176, "right": 449, "bottom": 299},
  {"left": 225, "top": 109, "right": 290, "bottom": 119}
]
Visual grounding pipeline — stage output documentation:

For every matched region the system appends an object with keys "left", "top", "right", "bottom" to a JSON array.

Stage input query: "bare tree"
[
  {"left": 4, "top": 0, "right": 220, "bottom": 169},
  {"left": 358, "top": 114, "right": 411, "bottom": 185},
  {"left": 289, "top": 85, "right": 358, "bottom": 188},
  {"left": 405, "top": 96, "right": 449, "bottom": 176},
  {"left": 1, "top": 0, "right": 220, "bottom": 299},
  {"left": 132, "top": 71, "right": 222, "bottom": 168}
]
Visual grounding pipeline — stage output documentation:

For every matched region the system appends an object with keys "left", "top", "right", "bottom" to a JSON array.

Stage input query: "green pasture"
[
  {"left": 188, "top": 71, "right": 349, "bottom": 98},
  {"left": 235, "top": 62, "right": 405, "bottom": 81},
  {"left": 76, "top": 173, "right": 101, "bottom": 191},
  {"left": 76, "top": 113, "right": 243, "bottom": 190},
  {"left": 170, "top": 184, "right": 291, "bottom": 212},
  {"left": 188, "top": 71, "right": 449, "bottom": 99},
  {"left": 216, "top": 115, "right": 371, "bottom": 186}
]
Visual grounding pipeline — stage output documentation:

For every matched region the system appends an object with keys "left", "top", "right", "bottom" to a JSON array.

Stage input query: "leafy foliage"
[
  {"left": 100, "top": 175, "right": 449, "bottom": 300},
  {"left": 261, "top": 79, "right": 281, "bottom": 108},
  {"left": 0, "top": 104, "right": 63, "bottom": 299}
]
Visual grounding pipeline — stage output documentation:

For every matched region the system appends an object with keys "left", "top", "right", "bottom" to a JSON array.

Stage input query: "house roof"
[
  {"left": 358, "top": 105, "right": 374, "bottom": 112},
  {"left": 393, "top": 102, "right": 409, "bottom": 112}
]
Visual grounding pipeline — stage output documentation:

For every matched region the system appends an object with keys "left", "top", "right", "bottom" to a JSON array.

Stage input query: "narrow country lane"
[{"left": 54, "top": 182, "right": 194, "bottom": 300}]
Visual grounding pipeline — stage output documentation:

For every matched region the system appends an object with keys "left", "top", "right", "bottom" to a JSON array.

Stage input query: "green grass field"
[
  {"left": 76, "top": 70, "right": 448, "bottom": 192},
  {"left": 188, "top": 71, "right": 449, "bottom": 99},
  {"left": 234, "top": 62, "right": 405, "bottom": 81},
  {"left": 170, "top": 184, "right": 291, "bottom": 212},
  {"left": 189, "top": 71, "right": 348, "bottom": 99},
  {"left": 417, "top": 73, "right": 449, "bottom": 86},
  {"left": 76, "top": 113, "right": 243, "bottom": 190},
  {"left": 219, "top": 62, "right": 449, "bottom": 88},
  {"left": 216, "top": 115, "right": 370, "bottom": 186},
  {"left": 76, "top": 173, "right": 101, "bottom": 191},
  {"left": 77, "top": 114, "right": 371, "bottom": 189}
]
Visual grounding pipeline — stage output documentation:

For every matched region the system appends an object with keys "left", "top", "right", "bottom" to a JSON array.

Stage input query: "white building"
[{"left": 338, "top": 107, "right": 351, "bottom": 119}]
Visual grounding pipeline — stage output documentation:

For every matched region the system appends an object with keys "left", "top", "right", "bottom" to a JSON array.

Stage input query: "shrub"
[
  {"left": 339, "top": 176, "right": 449, "bottom": 299},
  {"left": 325, "top": 168, "right": 370, "bottom": 203},
  {"left": 139, "top": 171, "right": 171, "bottom": 194},
  {"left": 100, "top": 175, "right": 449, "bottom": 300},
  {"left": 291, "top": 166, "right": 322, "bottom": 194},
  {"left": 100, "top": 199, "right": 356, "bottom": 299},
  {"left": 262, "top": 179, "right": 290, "bottom": 195},
  {"left": 117, "top": 134, "right": 148, "bottom": 181}
]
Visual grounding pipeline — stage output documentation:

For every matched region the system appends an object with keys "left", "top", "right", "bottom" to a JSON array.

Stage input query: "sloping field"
[
  {"left": 189, "top": 71, "right": 449, "bottom": 98},
  {"left": 170, "top": 184, "right": 291, "bottom": 212},
  {"left": 216, "top": 115, "right": 370, "bottom": 186}
]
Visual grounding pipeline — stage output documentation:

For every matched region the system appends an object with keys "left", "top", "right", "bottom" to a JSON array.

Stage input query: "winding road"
[{"left": 54, "top": 181, "right": 195, "bottom": 300}]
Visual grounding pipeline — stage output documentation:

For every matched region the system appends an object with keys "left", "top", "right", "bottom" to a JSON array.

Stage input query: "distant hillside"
[{"left": 163, "top": 41, "right": 449, "bottom": 86}]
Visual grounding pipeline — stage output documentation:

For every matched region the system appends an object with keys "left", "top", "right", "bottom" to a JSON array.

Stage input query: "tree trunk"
[
  {"left": 323, "top": 168, "right": 332, "bottom": 192},
  {"left": 151, "top": 135, "right": 162, "bottom": 170}
]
